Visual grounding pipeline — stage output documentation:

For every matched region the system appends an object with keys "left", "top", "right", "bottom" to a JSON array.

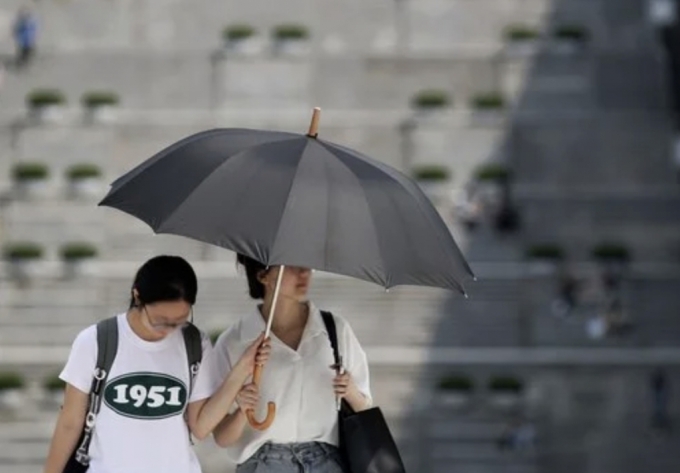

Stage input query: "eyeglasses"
[{"left": 143, "top": 306, "right": 193, "bottom": 330}]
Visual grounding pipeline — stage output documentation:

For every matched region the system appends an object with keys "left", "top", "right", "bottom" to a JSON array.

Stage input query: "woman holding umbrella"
[{"left": 209, "top": 253, "right": 372, "bottom": 473}]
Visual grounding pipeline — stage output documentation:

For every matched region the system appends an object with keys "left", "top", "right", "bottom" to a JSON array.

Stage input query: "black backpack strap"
[
  {"left": 181, "top": 323, "right": 202, "bottom": 445},
  {"left": 73, "top": 316, "right": 119, "bottom": 466},
  {"left": 97, "top": 316, "right": 119, "bottom": 375},
  {"left": 182, "top": 323, "right": 202, "bottom": 396}
]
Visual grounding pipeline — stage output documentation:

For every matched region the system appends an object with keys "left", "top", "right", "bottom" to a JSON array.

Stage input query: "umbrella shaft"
[{"left": 264, "top": 265, "right": 286, "bottom": 339}]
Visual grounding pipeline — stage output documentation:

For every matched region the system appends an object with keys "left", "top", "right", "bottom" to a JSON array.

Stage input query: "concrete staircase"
[{"left": 1, "top": 0, "right": 680, "bottom": 472}]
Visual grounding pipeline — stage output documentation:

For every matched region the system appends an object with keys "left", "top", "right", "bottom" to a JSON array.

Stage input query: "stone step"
[
  {"left": 430, "top": 441, "right": 537, "bottom": 461},
  {"left": 430, "top": 463, "right": 538, "bottom": 473},
  {"left": 0, "top": 323, "right": 83, "bottom": 347}
]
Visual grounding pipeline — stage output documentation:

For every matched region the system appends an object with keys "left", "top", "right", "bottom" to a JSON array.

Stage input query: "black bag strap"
[
  {"left": 321, "top": 310, "right": 341, "bottom": 368},
  {"left": 181, "top": 323, "right": 202, "bottom": 445},
  {"left": 97, "top": 316, "right": 119, "bottom": 374},
  {"left": 74, "top": 316, "right": 118, "bottom": 466},
  {"left": 321, "top": 311, "right": 355, "bottom": 419},
  {"left": 182, "top": 323, "right": 202, "bottom": 394}
]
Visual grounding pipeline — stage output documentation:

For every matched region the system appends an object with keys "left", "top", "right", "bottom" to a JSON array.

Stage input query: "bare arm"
[
  {"left": 43, "top": 384, "right": 88, "bottom": 473},
  {"left": 186, "top": 334, "right": 270, "bottom": 441},
  {"left": 186, "top": 363, "right": 249, "bottom": 440},
  {"left": 211, "top": 381, "right": 260, "bottom": 447},
  {"left": 213, "top": 408, "right": 249, "bottom": 447},
  {"left": 345, "top": 386, "right": 372, "bottom": 412}
]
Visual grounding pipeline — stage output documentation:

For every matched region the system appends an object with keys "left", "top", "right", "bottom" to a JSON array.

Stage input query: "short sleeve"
[
  {"left": 211, "top": 330, "right": 239, "bottom": 414},
  {"left": 212, "top": 331, "right": 235, "bottom": 377},
  {"left": 59, "top": 325, "right": 97, "bottom": 394},
  {"left": 341, "top": 319, "right": 372, "bottom": 406},
  {"left": 189, "top": 332, "right": 222, "bottom": 403}
]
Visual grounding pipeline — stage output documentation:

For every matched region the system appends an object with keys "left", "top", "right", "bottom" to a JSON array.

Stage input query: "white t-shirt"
[
  {"left": 210, "top": 302, "right": 372, "bottom": 465},
  {"left": 59, "top": 313, "right": 220, "bottom": 473}
]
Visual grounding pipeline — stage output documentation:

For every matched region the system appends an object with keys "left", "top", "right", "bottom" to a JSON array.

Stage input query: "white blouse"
[{"left": 210, "top": 302, "right": 372, "bottom": 464}]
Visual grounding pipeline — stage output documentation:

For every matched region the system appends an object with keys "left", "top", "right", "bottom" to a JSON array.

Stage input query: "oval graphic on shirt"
[{"left": 103, "top": 372, "right": 187, "bottom": 420}]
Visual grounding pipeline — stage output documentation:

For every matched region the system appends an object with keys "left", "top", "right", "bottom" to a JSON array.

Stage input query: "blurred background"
[{"left": 1, "top": 0, "right": 680, "bottom": 472}]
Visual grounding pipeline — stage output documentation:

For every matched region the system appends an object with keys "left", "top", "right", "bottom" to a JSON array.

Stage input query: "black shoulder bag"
[{"left": 321, "top": 311, "right": 407, "bottom": 473}]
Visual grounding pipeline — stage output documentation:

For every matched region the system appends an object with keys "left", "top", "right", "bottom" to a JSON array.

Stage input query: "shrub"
[
  {"left": 3, "top": 242, "right": 44, "bottom": 260},
  {"left": 60, "top": 243, "right": 98, "bottom": 260},
  {"left": 412, "top": 89, "right": 451, "bottom": 109},
  {"left": 26, "top": 89, "right": 66, "bottom": 108},
  {"left": 413, "top": 165, "right": 451, "bottom": 182},
  {"left": 12, "top": 162, "right": 49, "bottom": 181},
  {"left": 81, "top": 91, "right": 120, "bottom": 108},
  {"left": 223, "top": 24, "right": 256, "bottom": 41}
]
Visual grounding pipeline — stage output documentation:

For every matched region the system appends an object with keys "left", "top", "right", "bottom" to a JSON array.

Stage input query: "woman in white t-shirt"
[
  {"left": 43, "top": 255, "right": 270, "bottom": 473},
  {"left": 209, "top": 254, "right": 372, "bottom": 473}
]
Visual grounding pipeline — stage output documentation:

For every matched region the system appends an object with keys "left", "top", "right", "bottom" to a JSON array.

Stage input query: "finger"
[
  {"left": 241, "top": 395, "right": 259, "bottom": 405},
  {"left": 256, "top": 348, "right": 271, "bottom": 358}
]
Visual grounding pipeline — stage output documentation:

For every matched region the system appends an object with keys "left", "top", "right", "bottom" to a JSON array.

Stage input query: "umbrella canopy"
[
  {"left": 99, "top": 108, "right": 475, "bottom": 431},
  {"left": 99, "top": 115, "right": 473, "bottom": 294}
]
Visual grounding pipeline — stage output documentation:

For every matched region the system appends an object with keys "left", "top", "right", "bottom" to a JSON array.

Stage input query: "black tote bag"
[{"left": 321, "top": 311, "right": 407, "bottom": 473}]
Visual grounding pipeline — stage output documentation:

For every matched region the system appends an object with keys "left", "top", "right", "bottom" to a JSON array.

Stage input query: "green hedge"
[
  {"left": 3, "top": 242, "right": 44, "bottom": 260},
  {"left": 12, "top": 162, "right": 49, "bottom": 181},
  {"left": 43, "top": 374, "right": 66, "bottom": 391},
  {"left": 592, "top": 243, "right": 630, "bottom": 262},
  {"left": 60, "top": 242, "right": 98, "bottom": 260},
  {"left": 488, "top": 376, "right": 523, "bottom": 393},
  {"left": 223, "top": 24, "right": 256, "bottom": 41},
  {"left": 0, "top": 372, "right": 25, "bottom": 390},
  {"left": 81, "top": 91, "right": 120, "bottom": 108},
  {"left": 413, "top": 164, "right": 451, "bottom": 182},
  {"left": 475, "top": 163, "right": 510, "bottom": 182},
  {"left": 412, "top": 89, "right": 451, "bottom": 109},
  {"left": 26, "top": 89, "right": 66, "bottom": 108},
  {"left": 504, "top": 25, "right": 539, "bottom": 41},
  {"left": 438, "top": 375, "right": 474, "bottom": 392},
  {"left": 273, "top": 24, "right": 309, "bottom": 40},
  {"left": 66, "top": 164, "right": 102, "bottom": 180},
  {"left": 554, "top": 25, "right": 588, "bottom": 41},
  {"left": 471, "top": 93, "right": 505, "bottom": 110}
]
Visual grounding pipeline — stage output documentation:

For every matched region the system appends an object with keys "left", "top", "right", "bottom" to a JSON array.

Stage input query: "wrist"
[
  {"left": 347, "top": 388, "right": 367, "bottom": 410},
  {"left": 231, "top": 361, "right": 251, "bottom": 383}
]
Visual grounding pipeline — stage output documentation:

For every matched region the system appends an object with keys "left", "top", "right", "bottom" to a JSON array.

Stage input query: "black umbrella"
[{"left": 99, "top": 108, "right": 474, "bottom": 428}]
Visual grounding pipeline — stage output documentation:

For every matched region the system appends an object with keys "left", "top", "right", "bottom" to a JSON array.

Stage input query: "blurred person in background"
[
  {"left": 209, "top": 253, "right": 372, "bottom": 473},
  {"left": 43, "top": 255, "right": 270, "bottom": 473},
  {"left": 13, "top": 6, "right": 38, "bottom": 68},
  {"left": 651, "top": 368, "right": 672, "bottom": 433}
]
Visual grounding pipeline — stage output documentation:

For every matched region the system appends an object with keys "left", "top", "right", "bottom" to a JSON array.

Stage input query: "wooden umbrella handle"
[
  {"left": 245, "top": 363, "right": 276, "bottom": 430},
  {"left": 307, "top": 107, "right": 321, "bottom": 137}
]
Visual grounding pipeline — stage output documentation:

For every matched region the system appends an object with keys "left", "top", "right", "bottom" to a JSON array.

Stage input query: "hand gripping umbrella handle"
[{"left": 245, "top": 363, "right": 276, "bottom": 430}]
